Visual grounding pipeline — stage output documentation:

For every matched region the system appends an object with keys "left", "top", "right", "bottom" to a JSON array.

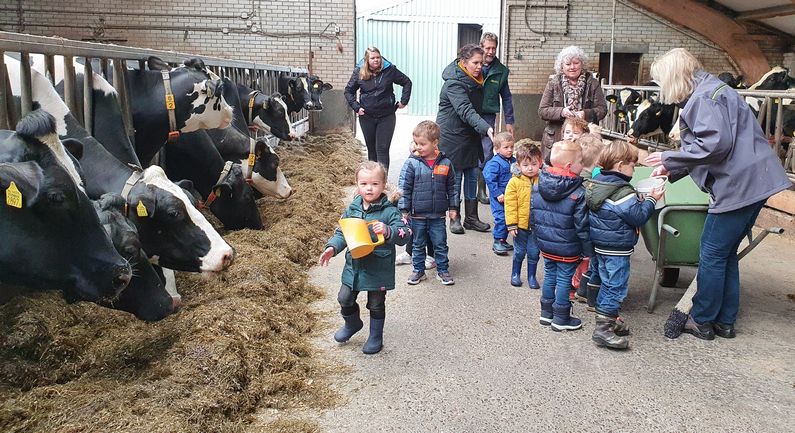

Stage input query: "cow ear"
[
  {"left": 147, "top": 56, "right": 169, "bottom": 71},
  {"left": 174, "top": 179, "right": 200, "bottom": 207},
  {"left": 321, "top": 82, "right": 333, "bottom": 91},
  {"left": 183, "top": 58, "right": 206, "bottom": 71},
  {"left": 212, "top": 180, "right": 233, "bottom": 197},
  {"left": 98, "top": 192, "right": 126, "bottom": 212},
  {"left": 0, "top": 161, "right": 44, "bottom": 208},
  {"left": 61, "top": 138, "right": 84, "bottom": 161},
  {"left": 254, "top": 139, "right": 269, "bottom": 158},
  {"left": 271, "top": 92, "right": 283, "bottom": 100}
]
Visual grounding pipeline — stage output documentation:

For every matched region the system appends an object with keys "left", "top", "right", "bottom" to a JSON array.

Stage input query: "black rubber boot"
[
  {"left": 586, "top": 281, "right": 599, "bottom": 312},
  {"left": 592, "top": 313, "right": 630, "bottom": 349},
  {"left": 510, "top": 258, "right": 523, "bottom": 287},
  {"left": 613, "top": 315, "right": 630, "bottom": 336},
  {"left": 551, "top": 302, "right": 582, "bottom": 331},
  {"left": 527, "top": 261, "right": 540, "bottom": 289},
  {"left": 450, "top": 213, "right": 465, "bottom": 234},
  {"left": 362, "top": 318, "right": 385, "bottom": 354},
  {"left": 476, "top": 171, "right": 489, "bottom": 204},
  {"left": 539, "top": 298, "right": 554, "bottom": 326},
  {"left": 333, "top": 304, "right": 364, "bottom": 343},
  {"left": 463, "top": 199, "right": 490, "bottom": 232}
]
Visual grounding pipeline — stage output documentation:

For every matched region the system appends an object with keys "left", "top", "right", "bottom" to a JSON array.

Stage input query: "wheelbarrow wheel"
[{"left": 661, "top": 268, "right": 680, "bottom": 287}]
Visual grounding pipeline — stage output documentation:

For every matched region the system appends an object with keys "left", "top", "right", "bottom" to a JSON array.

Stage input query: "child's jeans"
[
  {"left": 542, "top": 258, "right": 578, "bottom": 305},
  {"left": 595, "top": 254, "right": 631, "bottom": 316},
  {"left": 489, "top": 200, "right": 507, "bottom": 240},
  {"left": 338, "top": 284, "right": 386, "bottom": 319},
  {"left": 411, "top": 217, "right": 449, "bottom": 273},
  {"left": 513, "top": 229, "right": 540, "bottom": 264},
  {"left": 405, "top": 230, "right": 434, "bottom": 257}
]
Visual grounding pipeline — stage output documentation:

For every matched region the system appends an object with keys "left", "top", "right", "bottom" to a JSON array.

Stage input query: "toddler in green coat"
[{"left": 319, "top": 161, "right": 410, "bottom": 354}]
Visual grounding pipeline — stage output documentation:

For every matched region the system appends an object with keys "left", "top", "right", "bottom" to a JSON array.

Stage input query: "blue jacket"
[
  {"left": 585, "top": 171, "right": 657, "bottom": 255},
  {"left": 398, "top": 152, "right": 458, "bottom": 218},
  {"left": 483, "top": 153, "right": 515, "bottom": 201},
  {"left": 531, "top": 168, "right": 592, "bottom": 260}
]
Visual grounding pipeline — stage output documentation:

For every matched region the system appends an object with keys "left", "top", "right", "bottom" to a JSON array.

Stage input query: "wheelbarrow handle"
[
  {"left": 738, "top": 227, "right": 784, "bottom": 260},
  {"left": 661, "top": 224, "right": 680, "bottom": 237}
]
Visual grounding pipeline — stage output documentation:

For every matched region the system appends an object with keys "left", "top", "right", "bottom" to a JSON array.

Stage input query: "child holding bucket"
[
  {"left": 319, "top": 161, "right": 410, "bottom": 354},
  {"left": 585, "top": 140, "right": 664, "bottom": 349}
]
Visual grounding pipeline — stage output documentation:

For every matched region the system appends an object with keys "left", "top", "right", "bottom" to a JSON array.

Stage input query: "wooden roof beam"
[
  {"left": 628, "top": 0, "right": 770, "bottom": 83},
  {"left": 736, "top": 5, "right": 795, "bottom": 21}
]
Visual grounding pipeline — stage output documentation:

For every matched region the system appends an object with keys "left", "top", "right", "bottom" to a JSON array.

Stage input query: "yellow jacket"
[{"left": 504, "top": 174, "right": 538, "bottom": 231}]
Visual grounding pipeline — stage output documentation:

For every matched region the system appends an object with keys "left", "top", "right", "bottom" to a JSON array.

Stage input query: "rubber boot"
[
  {"left": 463, "top": 199, "right": 490, "bottom": 232},
  {"left": 450, "top": 213, "right": 465, "bottom": 234},
  {"left": 362, "top": 317, "right": 385, "bottom": 354},
  {"left": 551, "top": 302, "right": 582, "bottom": 331},
  {"left": 586, "top": 282, "right": 599, "bottom": 312},
  {"left": 510, "top": 258, "right": 523, "bottom": 287},
  {"left": 574, "top": 271, "right": 589, "bottom": 303},
  {"left": 614, "top": 315, "right": 630, "bottom": 336},
  {"left": 476, "top": 171, "right": 489, "bottom": 204},
  {"left": 539, "top": 298, "right": 554, "bottom": 326},
  {"left": 592, "top": 313, "right": 629, "bottom": 349},
  {"left": 527, "top": 261, "right": 540, "bottom": 289},
  {"left": 333, "top": 304, "right": 364, "bottom": 343}
]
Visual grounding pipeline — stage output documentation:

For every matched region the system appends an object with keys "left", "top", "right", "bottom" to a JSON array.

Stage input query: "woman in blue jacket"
[
  {"left": 345, "top": 46, "right": 412, "bottom": 172},
  {"left": 645, "top": 48, "right": 791, "bottom": 340}
]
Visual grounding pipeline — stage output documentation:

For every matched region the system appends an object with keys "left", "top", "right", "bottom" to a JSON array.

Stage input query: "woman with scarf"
[
  {"left": 437, "top": 44, "right": 494, "bottom": 234},
  {"left": 538, "top": 46, "right": 607, "bottom": 162}
]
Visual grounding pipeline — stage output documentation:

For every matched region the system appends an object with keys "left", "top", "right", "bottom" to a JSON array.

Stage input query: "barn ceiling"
[{"left": 710, "top": 0, "right": 795, "bottom": 38}]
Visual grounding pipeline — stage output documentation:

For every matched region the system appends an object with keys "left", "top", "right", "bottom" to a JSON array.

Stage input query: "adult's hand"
[
  {"left": 574, "top": 110, "right": 585, "bottom": 119},
  {"left": 645, "top": 151, "right": 664, "bottom": 167},
  {"left": 487, "top": 127, "right": 495, "bottom": 141},
  {"left": 562, "top": 107, "right": 575, "bottom": 118},
  {"left": 651, "top": 165, "right": 670, "bottom": 177},
  {"left": 397, "top": 102, "right": 406, "bottom": 109},
  {"left": 357, "top": 108, "right": 365, "bottom": 116},
  {"left": 505, "top": 124, "right": 515, "bottom": 135}
]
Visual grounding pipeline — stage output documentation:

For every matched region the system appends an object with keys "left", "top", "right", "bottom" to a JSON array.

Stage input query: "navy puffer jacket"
[
  {"left": 398, "top": 152, "right": 458, "bottom": 218},
  {"left": 531, "top": 168, "right": 592, "bottom": 259}
]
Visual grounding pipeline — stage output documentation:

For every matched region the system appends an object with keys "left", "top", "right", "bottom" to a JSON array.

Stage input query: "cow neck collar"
[
  {"left": 121, "top": 164, "right": 144, "bottom": 217},
  {"left": 247, "top": 90, "right": 261, "bottom": 127},
  {"left": 161, "top": 70, "right": 180, "bottom": 144},
  {"left": 201, "top": 160, "right": 234, "bottom": 209},
  {"left": 245, "top": 90, "right": 263, "bottom": 183}
]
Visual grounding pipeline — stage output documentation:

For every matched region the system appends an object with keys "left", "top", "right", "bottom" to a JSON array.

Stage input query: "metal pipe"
[
  {"left": 19, "top": 52, "right": 32, "bottom": 117},
  {"left": 62, "top": 55, "right": 79, "bottom": 123},
  {"left": 44, "top": 54, "right": 55, "bottom": 86},
  {"left": 112, "top": 58, "right": 135, "bottom": 145},
  {"left": 661, "top": 224, "right": 680, "bottom": 237},
  {"left": 83, "top": 57, "right": 94, "bottom": 134},
  {"left": 737, "top": 227, "right": 784, "bottom": 260},
  {"left": 0, "top": 6, "right": 242, "bottom": 19},
  {"left": 0, "top": 52, "right": 9, "bottom": 130},
  {"left": 609, "top": 0, "right": 616, "bottom": 85}
]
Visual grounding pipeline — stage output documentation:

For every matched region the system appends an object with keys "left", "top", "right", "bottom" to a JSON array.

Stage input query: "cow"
[
  {"left": 628, "top": 98, "right": 677, "bottom": 139},
  {"left": 278, "top": 72, "right": 332, "bottom": 113},
  {"left": 718, "top": 72, "right": 746, "bottom": 89},
  {"left": 606, "top": 87, "right": 642, "bottom": 128},
  {"left": 93, "top": 193, "right": 177, "bottom": 321},
  {"left": 748, "top": 66, "right": 795, "bottom": 91},
  {"left": 5, "top": 55, "right": 235, "bottom": 273},
  {"left": 0, "top": 110, "right": 132, "bottom": 302},
  {"left": 746, "top": 66, "right": 795, "bottom": 141},
  {"left": 237, "top": 84, "right": 293, "bottom": 140}
]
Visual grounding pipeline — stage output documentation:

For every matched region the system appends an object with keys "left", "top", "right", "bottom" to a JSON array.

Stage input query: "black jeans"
[
  {"left": 338, "top": 284, "right": 386, "bottom": 319},
  {"left": 359, "top": 113, "right": 397, "bottom": 171}
]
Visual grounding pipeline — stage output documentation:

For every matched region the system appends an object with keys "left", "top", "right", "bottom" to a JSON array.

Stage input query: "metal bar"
[
  {"left": 737, "top": 228, "right": 784, "bottom": 260},
  {"left": 44, "top": 54, "right": 55, "bottom": 86},
  {"left": 62, "top": 55, "right": 79, "bottom": 123},
  {"left": 83, "top": 57, "right": 94, "bottom": 134},
  {"left": 661, "top": 224, "right": 680, "bottom": 237},
  {"left": 112, "top": 58, "right": 135, "bottom": 145},
  {"left": 100, "top": 57, "right": 110, "bottom": 79},
  {"left": 765, "top": 96, "right": 772, "bottom": 136},
  {"left": 0, "top": 52, "right": 9, "bottom": 130},
  {"left": 19, "top": 52, "right": 32, "bottom": 117},
  {"left": 774, "top": 97, "right": 784, "bottom": 155}
]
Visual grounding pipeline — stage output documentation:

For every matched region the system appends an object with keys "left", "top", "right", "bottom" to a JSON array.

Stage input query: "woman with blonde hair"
[
  {"left": 345, "top": 46, "right": 412, "bottom": 172},
  {"left": 645, "top": 48, "right": 790, "bottom": 340},
  {"left": 538, "top": 45, "right": 607, "bottom": 161}
]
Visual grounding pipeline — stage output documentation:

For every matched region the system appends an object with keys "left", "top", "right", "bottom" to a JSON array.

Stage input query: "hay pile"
[{"left": 0, "top": 134, "right": 363, "bottom": 433}]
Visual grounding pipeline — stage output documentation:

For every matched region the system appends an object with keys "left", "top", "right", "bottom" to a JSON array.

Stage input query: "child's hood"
[
  {"left": 537, "top": 168, "right": 583, "bottom": 201},
  {"left": 584, "top": 172, "right": 635, "bottom": 211}
]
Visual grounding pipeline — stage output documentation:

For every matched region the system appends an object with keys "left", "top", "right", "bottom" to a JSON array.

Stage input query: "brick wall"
[
  {"left": 502, "top": 0, "right": 793, "bottom": 93},
  {"left": 0, "top": 0, "right": 355, "bottom": 119}
]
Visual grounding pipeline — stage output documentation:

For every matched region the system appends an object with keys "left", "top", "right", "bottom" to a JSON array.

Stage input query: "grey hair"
[
  {"left": 554, "top": 46, "right": 588, "bottom": 74},
  {"left": 480, "top": 32, "right": 498, "bottom": 45}
]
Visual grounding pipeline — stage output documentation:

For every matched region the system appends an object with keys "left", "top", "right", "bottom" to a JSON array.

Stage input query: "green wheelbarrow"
[{"left": 630, "top": 167, "right": 783, "bottom": 313}]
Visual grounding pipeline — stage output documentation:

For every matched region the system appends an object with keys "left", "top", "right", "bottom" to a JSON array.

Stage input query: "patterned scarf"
[{"left": 561, "top": 73, "right": 586, "bottom": 111}]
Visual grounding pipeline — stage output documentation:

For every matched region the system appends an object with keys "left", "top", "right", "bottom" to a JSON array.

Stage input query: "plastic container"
[{"left": 635, "top": 175, "right": 667, "bottom": 209}]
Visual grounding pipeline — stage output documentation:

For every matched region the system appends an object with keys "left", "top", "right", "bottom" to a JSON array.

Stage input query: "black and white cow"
[
  {"left": 278, "top": 72, "right": 332, "bottom": 113},
  {"left": 718, "top": 72, "right": 746, "bottom": 89},
  {"left": 237, "top": 83, "right": 293, "bottom": 140},
  {"left": 746, "top": 67, "right": 795, "bottom": 140},
  {"left": 628, "top": 99, "right": 677, "bottom": 139},
  {"left": 93, "top": 193, "right": 177, "bottom": 321},
  {"left": 0, "top": 110, "right": 132, "bottom": 302},
  {"left": 5, "top": 55, "right": 235, "bottom": 273},
  {"left": 606, "top": 87, "right": 643, "bottom": 127}
]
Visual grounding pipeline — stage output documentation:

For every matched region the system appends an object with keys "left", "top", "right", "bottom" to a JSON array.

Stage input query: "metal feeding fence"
[
  {"left": 0, "top": 30, "right": 310, "bottom": 144},
  {"left": 599, "top": 82, "right": 795, "bottom": 180}
]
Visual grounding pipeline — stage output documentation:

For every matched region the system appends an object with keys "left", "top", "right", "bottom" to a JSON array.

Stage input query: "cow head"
[
  {"left": 749, "top": 67, "right": 795, "bottom": 91},
  {"left": 308, "top": 75, "right": 333, "bottom": 110},
  {"left": 207, "top": 163, "right": 264, "bottom": 230},
  {"left": 0, "top": 110, "right": 131, "bottom": 302},
  {"left": 250, "top": 92, "right": 294, "bottom": 140},
  {"left": 244, "top": 139, "right": 293, "bottom": 199},
  {"left": 628, "top": 99, "right": 676, "bottom": 138},
  {"left": 278, "top": 73, "right": 313, "bottom": 113},
  {"left": 718, "top": 72, "right": 746, "bottom": 89},
  {"left": 607, "top": 88, "right": 642, "bottom": 126},
  {"left": 94, "top": 193, "right": 141, "bottom": 260},
  {"left": 126, "top": 166, "right": 235, "bottom": 273},
  {"left": 145, "top": 56, "right": 234, "bottom": 133}
]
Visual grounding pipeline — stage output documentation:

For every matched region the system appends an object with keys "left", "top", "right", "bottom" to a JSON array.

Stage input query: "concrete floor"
[{"left": 304, "top": 114, "right": 795, "bottom": 432}]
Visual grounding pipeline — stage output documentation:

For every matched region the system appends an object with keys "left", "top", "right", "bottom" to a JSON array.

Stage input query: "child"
[
  {"left": 398, "top": 120, "right": 458, "bottom": 286},
  {"left": 572, "top": 134, "right": 605, "bottom": 306},
  {"left": 531, "top": 140, "right": 592, "bottom": 331},
  {"left": 395, "top": 140, "right": 435, "bottom": 271},
  {"left": 561, "top": 116, "right": 589, "bottom": 141},
  {"left": 319, "top": 161, "right": 410, "bottom": 354},
  {"left": 483, "top": 132, "right": 516, "bottom": 255},
  {"left": 585, "top": 140, "right": 663, "bottom": 349},
  {"left": 504, "top": 139, "right": 543, "bottom": 288}
]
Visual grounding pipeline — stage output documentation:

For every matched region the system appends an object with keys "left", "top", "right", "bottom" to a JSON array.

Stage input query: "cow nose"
[
  {"left": 113, "top": 264, "right": 132, "bottom": 291},
  {"left": 288, "top": 132, "right": 297, "bottom": 140},
  {"left": 170, "top": 294, "right": 182, "bottom": 312},
  {"left": 306, "top": 101, "right": 314, "bottom": 108},
  {"left": 221, "top": 249, "right": 235, "bottom": 269}
]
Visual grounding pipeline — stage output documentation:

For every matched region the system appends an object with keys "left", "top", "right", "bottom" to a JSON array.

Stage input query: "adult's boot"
[
  {"left": 539, "top": 298, "right": 554, "bottom": 325},
  {"left": 450, "top": 213, "right": 465, "bottom": 234},
  {"left": 362, "top": 317, "right": 385, "bottom": 354},
  {"left": 476, "top": 171, "right": 489, "bottom": 204},
  {"left": 592, "top": 313, "right": 629, "bottom": 349},
  {"left": 463, "top": 199, "right": 490, "bottom": 232},
  {"left": 333, "top": 304, "right": 364, "bottom": 343},
  {"left": 586, "top": 281, "right": 600, "bottom": 312},
  {"left": 613, "top": 315, "right": 630, "bottom": 336},
  {"left": 527, "top": 261, "right": 540, "bottom": 289},
  {"left": 551, "top": 302, "right": 582, "bottom": 331},
  {"left": 510, "top": 258, "right": 523, "bottom": 287}
]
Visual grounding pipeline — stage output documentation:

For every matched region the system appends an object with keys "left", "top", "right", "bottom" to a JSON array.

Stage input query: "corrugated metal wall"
[{"left": 355, "top": 0, "right": 499, "bottom": 116}]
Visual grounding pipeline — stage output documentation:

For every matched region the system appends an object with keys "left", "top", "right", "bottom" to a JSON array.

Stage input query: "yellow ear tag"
[
  {"left": 215, "top": 188, "right": 221, "bottom": 197},
  {"left": 313, "top": 83, "right": 319, "bottom": 88},
  {"left": 136, "top": 200, "right": 149, "bottom": 217},
  {"left": 248, "top": 97, "right": 255, "bottom": 109},
  {"left": 656, "top": 111, "right": 661, "bottom": 117},
  {"left": 6, "top": 181, "right": 22, "bottom": 208},
  {"left": 165, "top": 94, "right": 176, "bottom": 110},
  {"left": 247, "top": 153, "right": 256, "bottom": 166}
]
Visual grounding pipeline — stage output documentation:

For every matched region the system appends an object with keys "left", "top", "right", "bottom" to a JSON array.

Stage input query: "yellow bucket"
[{"left": 338, "top": 218, "right": 385, "bottom": 259}]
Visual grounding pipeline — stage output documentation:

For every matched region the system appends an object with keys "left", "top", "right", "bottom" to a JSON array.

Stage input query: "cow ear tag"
[
  {"left": 656, "top": 111, "right": 661, "bottom": 117},
  {"left": 313, "top": 83, "right": 319, "bottom": 89},
  {"left": 5, "top": 181, "right": 22, "bottom": 208},
  {"left": 165, "top": 93, "right": 176, "bottom": 110},
  {"left": 136, "top": 200, "right": 149, "bottom": 217}
]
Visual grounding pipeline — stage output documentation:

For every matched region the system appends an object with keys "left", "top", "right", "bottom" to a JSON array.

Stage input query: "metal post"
[
  {"left": 83, "top": 57, "right": 94, "bottom": 134},
  {"left": 0, "top": 52, "right": 9, "bottom": 130},
  {"left": 19, "top": 52, "right": 33, "bottom": 117},
  {"left": 44, "top": 54, "right": 55, "bottom": 86},
  {"left": 63, "top": 55, "right": 80, "bottom": 123},
  {"left": 112, "top": 58, "right": 135, "bottom": 145},
  {"left": 609, "top": 0, "right": 616, "bottom": 85}
]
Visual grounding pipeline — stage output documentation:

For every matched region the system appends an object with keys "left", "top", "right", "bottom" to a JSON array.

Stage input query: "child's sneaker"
[
  {"left": 395, "top": 251, "right": 412, "bottom": 265},
  {"left": 492, "top": 239, "right": 513, "bottom": 256},
  {"left": 407, "top": 270, "right": 427, "bottom": 285},
  {"left": 436, "top": 271, "right": 455, "bottom": 285},
  {"left": 424, "top": 256, "right": 437, "bottom": 270}
]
